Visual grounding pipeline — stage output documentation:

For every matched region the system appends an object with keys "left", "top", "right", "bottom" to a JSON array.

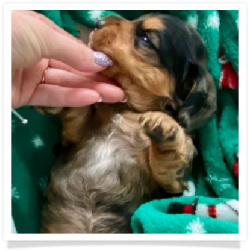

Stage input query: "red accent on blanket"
[
  {"left": 218, "top": 53, "right": 238, "bottom": 89},
  {"left": 233, "top": 160, "right": 239, "bottom": 178},
  {"left": 208, "top": 205, "right": 217, "bottom": 218},
  {"left": 183, "top": 204, "right": 194, "bottom": 214}
]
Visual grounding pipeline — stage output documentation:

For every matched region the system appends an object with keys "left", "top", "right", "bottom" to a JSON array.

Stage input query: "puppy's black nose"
[{"left": 95, "top": 20, "right": 106, "bottom": 29}]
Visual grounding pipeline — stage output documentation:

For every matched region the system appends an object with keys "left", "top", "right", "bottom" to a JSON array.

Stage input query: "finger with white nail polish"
[{"left": 94, "top": 52, "right": 113, "bottom": 67}]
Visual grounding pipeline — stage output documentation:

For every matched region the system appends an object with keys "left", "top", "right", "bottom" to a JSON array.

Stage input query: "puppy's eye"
[
  {"left": 137, "top": 31, "right": 153, "bottom": 47},
  {"left": 140, "top": 34, "right": 150, "bottom": 44},
  {"left": 135, "top": 26, "right": 156, "bottom": 50}
]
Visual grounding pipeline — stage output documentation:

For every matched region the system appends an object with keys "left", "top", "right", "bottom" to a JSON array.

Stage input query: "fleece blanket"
[{"left": 11, "top": 10, "right": 239, "bottom": 234}]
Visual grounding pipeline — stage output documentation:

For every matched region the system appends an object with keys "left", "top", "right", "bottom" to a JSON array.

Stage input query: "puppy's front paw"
[
  {"left": 139, "top": 112, "right": 196, "bottom": 194},
  {"left": 139, "top": 112, "right": 181, "bottom": 152}
]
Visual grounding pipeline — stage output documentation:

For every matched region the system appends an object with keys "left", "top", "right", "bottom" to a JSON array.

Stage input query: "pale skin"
[{"left": 12, "top": 10, "right": 125, "bottom": 109}]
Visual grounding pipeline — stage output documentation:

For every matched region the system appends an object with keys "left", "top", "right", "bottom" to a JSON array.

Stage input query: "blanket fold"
[{"left": 131, "top": 196, "right": 238, "bottom": 234}]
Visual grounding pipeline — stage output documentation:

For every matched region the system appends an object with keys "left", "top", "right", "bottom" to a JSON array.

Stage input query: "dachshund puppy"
[{"left": 41, "top": 14, "right": 216, "bottom": 233}]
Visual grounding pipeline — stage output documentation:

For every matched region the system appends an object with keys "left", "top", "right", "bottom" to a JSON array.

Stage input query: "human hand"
[{"left": 12, "top": 10, "right": 125, "bottom": 109}]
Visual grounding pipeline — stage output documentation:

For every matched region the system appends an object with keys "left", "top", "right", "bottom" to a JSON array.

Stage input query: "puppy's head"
[{"left": 90, "top": 14, "right": 216, "bottom": 131}]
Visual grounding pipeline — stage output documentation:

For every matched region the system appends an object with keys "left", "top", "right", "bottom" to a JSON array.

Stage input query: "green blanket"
[{"left": 12, "top": 10, "right": 239, "bottom": 234}]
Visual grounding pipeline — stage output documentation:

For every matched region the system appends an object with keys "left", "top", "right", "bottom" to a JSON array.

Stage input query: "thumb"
[{"left": 34, "top": 15, "right": 113, "bottom": 72}]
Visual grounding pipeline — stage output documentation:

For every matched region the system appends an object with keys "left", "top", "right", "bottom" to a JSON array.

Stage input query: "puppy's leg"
[
  {"left": 61, "top": 107, "right": 92, "bottom": 147},
  {"left": 35, "top": 107, "right": 64, "bottom": 115},
  {"left": 139, "top": 112, "right": 196, "bottom": 193},
  {"left": 35, "top": 106, "right": 92, "bottom": 149}
]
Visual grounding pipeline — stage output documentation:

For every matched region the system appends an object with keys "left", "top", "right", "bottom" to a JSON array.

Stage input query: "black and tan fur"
[{"left": 40, "top": 14, "right": 216, "bottom": 233}]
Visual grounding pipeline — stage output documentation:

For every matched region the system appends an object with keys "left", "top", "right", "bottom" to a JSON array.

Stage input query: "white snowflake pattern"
[
  {"left": 12, "top": 187, "right": 20, "bottom": 200},
  {"left": 207, "top": 12, "right": 220, "bottom": 29},
  {"left": 187, "top": 15, "right": 198, "bottom": 29},
  {"left": 186, "top": 218, "right": 207, "bottom": 234},
  {"left": 39, "top": 176, "right": 48, "bottom": 192},
  {"left": 221, "top": 183, "right": 231, "bottom": 190},
  {"left": 32, "top": 135, "right": 45, "bottom": 149},
  {"left": 88, "top": 10, "right": 103, "bottom": 22}
]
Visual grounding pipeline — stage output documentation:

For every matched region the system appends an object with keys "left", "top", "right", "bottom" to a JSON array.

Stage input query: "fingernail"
[
  {"left": 121, "top": 96, "right": 127, "bottom": 103},
  {"left": 98, "top": 97, "right": 102, "bottom": 102},
  {"left": 94, "top": 51, "right": 113, "bottom": 67}
]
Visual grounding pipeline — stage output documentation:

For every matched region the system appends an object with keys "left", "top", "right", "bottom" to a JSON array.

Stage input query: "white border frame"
[{"left": 3, "top": 2, "right": 247, "bottom": 241}]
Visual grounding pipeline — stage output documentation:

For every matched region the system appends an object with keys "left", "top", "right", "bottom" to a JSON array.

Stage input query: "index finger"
[
  {"left": 20, "top": 11, "right": 79, "bottom": 42},
  {"left": 22, "top": 11, "right": 113, "bottom": 73}
]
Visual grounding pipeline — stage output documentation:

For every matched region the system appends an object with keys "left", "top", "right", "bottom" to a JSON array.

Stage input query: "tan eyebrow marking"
[{"left": 142, "top": 17, "right": 165, "bottom": 30}]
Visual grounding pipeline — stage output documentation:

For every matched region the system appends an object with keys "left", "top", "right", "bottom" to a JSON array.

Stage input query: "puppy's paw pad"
[
  {"left": 139, "top": 114, "right": 179, "bottom": 144},
  {"left": 165, "top": 126, "right": 178, "bottom": 141},
  {"left": 152, "top": 125, "right": 164, "bottom": 141},
  {"left": 143, "top": 124, "right": 164, "bottom": 144}
]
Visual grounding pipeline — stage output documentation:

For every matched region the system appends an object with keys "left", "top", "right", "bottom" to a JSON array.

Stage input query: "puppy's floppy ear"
[
  {"left": 176, "top": 61, "right": 217, "bottom": 132},
  {"left": 177, "top": 61, "right": 206, "bottom": 100}
]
